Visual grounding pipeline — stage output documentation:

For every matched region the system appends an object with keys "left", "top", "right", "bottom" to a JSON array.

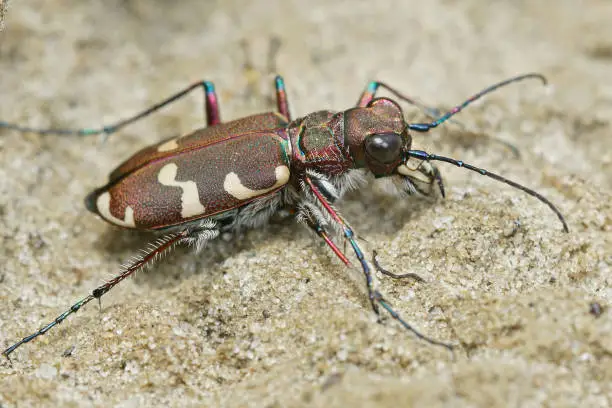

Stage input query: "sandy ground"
[
  {"left": 0, "top": 1, "right": 7, "bottom": 32},
  {"left": 0, "top": 1, "right": 610, "bottom": 407}
]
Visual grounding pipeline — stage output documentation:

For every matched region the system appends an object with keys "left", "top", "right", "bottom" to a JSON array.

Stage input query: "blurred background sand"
[{"left": 0, "top": 1, "right": 610, "bottom": 407}]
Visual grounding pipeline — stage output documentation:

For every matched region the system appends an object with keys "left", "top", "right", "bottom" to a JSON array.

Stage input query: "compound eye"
[{"left": 364, "top": 132, "right": 403, "bottom": 164}]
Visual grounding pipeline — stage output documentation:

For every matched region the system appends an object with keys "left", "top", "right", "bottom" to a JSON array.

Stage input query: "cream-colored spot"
[
  {"left": 157, "top": 138, "right": 179, "bottom": 152},
  {"left": 397, "top": 163, "right": 432, "bottom": 183},
  {"left": 397, "top": 164, "right": 412, "bottom": 176},
  {"left": 223, "top": 165, "right": 290, "bottom": 200},
  {"left": 157, "top": 163, "right": 205, "bottom": 218},
  {"left": 96, "top": 192, "right": 136, "bottom": 228}
]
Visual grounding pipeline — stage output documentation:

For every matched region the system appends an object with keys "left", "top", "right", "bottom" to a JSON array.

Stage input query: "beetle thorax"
[{"left": 288, "top": 110, "right": 353, "bottom": 176}]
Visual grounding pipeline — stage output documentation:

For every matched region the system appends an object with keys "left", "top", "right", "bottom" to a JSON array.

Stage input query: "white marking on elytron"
[
  {"left": 224, "top": 165, "right": 290, "bottom": 200},
  {"left": 96, "top": 192, "right": 136, "bottom": 228},
  {"left": 157, "top": 162, "right": 205, "bottom": 218},
  {"left": 157, "top": 138, "right": 179, "bottom": 152}
]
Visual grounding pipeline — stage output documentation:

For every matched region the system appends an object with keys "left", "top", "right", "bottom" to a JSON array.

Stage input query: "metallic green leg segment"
[{"left": 0, "top": 80, "right": 222, "bottom": 139}]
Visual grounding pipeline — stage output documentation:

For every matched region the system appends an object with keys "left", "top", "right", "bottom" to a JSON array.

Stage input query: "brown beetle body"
[
  {"left": 85, "top": 98, "right": 410, "bottom": 233},
  {"left": 86, "top": 113, "right": 292, "bottom": 230}
]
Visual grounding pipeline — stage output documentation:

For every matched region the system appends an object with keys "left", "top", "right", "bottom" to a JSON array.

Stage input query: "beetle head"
[{"left": 346, "top": 97, "right": 412, "bottom": 178}]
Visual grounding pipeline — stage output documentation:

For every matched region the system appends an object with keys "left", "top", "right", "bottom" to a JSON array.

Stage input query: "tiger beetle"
[{"left": 0, "top": 73, "right": 569, "bottom": 360}]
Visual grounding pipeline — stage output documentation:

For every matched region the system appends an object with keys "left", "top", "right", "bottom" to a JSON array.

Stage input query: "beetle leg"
[
  {"left": 373, "top": 290, "right": 453, "bottom": 351},
  {"left": 180, "top": 219, "right": 220, "bottom": 252},
  {"left": 296, "top": 201, "right": 351, "bottom": 266},
  {"left": 0, "top": 80, "right": 222, "bottom": 138},
  {"left": 303, "top": 175, "right": 377, "bottom": 312},
  {"left": 2, "top": 229, "right": 197, "bottom": 360},
  {"left": 407, "top": 73, "right": 547, "bottom": 134},
  {"left": 273, "top": 75, "right": 291, "bottom": 121},
  {"left": 357, "top": 81, "right": 528, "bottom": 156},
  {"left": 301, "top": 175, "right": 453, "bottom": 351},
  {"left": 202, "top": 82, "right": 222, "bottom": 126},
  {"left": 372, "top": 250, "right": 424, "bottom": 282},
  {"left": 299, "top": 205, "right": 423, "bottom": 284},
  {"left": 356, "top": 81, "right": 459, "bottom": 125},
  {"left": 360, "top": 75, "right": 546, "bottom": 127}
]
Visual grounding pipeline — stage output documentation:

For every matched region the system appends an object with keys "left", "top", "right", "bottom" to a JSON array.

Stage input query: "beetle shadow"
[
  {"left": 341, "top": 185, "right": 440, "bottom": 237},
  {"left": 94, "top": 218, "right": 304, "bottom": 291},
  {"left": 91, "top": 176, "right": 441, "bottom": 292}
]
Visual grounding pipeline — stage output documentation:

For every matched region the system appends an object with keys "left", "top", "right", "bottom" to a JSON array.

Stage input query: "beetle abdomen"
[{"left": 86, "top": 131, "right": 291, "bottom": 230}]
